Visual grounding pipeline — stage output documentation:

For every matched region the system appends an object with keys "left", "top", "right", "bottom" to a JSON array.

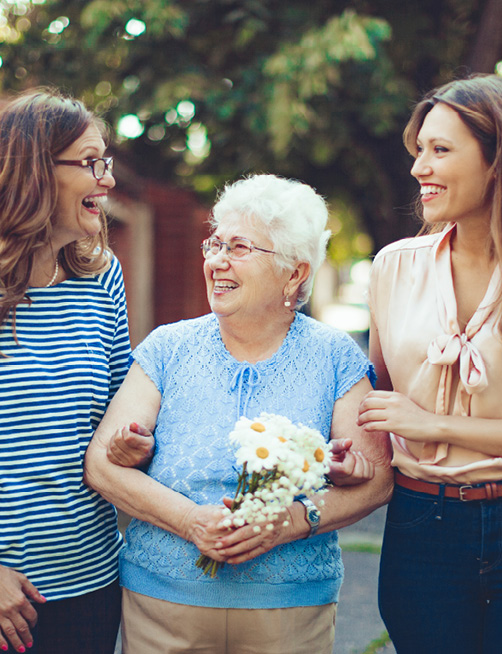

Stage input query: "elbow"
[
  {"left": 83, "top": 449, "right": 108, "bottom": 495},
  {"left": 83, "top": 461, "right": 99, "bottom": 492},
  {"left": 373, "top": 465, "right": 394, "bottom": 507}
]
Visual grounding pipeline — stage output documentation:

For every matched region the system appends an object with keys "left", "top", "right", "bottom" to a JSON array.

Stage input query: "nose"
[
  {"left": 98, "top": 169, "right": 116, "bottom": 189},
  {"left": 207, "top": 245, "right": 231, "bottom": 269},
  {"left": 411, "top": 155, "right": 432, "bottom": 179}
]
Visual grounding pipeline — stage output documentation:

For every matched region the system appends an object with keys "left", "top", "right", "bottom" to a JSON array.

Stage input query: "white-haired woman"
[{"left": 85, "top": 174, "right": 392, "bottom": 654}]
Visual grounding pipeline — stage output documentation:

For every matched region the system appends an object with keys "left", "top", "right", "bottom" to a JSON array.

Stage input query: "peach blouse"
[{"left": 369, "top": 224, "right": 502, "bottom": 484}]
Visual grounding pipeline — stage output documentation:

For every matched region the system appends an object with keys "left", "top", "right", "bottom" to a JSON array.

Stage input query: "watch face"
[{"left": 307, "top": 506, "right": 320, "bottom": 526}]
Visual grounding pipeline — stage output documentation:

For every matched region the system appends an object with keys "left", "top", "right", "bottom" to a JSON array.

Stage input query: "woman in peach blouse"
[{"left": 359, "top": 74, "right": 502, "bottom": 653}]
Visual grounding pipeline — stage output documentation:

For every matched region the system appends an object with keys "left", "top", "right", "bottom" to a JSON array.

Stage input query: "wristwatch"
[{"left": 297, "top": 497, "right": 321, "bottom": 538}]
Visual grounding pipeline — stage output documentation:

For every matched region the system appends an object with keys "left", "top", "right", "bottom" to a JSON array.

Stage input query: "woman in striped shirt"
[{"left": 0, "top": 89, "right": 130, "bottom": 654}]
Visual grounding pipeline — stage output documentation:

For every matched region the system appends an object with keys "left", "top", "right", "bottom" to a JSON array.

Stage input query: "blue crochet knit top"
[{"left": 119, "top": 312, "right": 375, "bottom": 608}]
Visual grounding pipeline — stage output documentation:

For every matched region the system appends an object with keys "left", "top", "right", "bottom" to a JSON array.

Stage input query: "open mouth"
[
  {"left": 214, "top": 282, "right": 238, "bottom": 292},
  {"left": 82, "top": 196, "right": 104, "bottom": 212},
  {"left": 420, "top": 185, "right": 445, "bottom": 197}
]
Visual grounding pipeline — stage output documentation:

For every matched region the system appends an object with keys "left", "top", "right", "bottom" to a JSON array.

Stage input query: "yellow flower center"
[
  {"left": 256, "top": 447, "right": 270, "bottom": 459},
  {"left": 278, "top": 436, "right": 287, "bottom": 442},
  {"left": 303, "top": 460, "right": 310, "bottom": 472},
  {"left": 251, "top": 422, "right": 266, "bottom": 432},
  {"left": 314, "top": 448, "right": 325, "bottom": 462}
]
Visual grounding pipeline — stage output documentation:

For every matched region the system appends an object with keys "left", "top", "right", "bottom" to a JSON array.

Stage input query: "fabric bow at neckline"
[{"left": 427, "top": 332, "right": 488, "bottom": 395}]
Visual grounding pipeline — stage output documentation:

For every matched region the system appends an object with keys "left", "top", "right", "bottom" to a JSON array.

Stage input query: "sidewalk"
[{"left": 335, "top": 506, "right": 396, "bottom": 654}]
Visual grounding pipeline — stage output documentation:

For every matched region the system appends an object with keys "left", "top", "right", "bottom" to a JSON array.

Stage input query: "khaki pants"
[{"left": 122, "top": 588, "right": 336, "bottom": 654}]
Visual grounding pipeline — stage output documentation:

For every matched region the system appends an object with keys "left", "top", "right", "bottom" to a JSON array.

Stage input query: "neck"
[
  {"left": 30, "top": 248, "right": 60, "bottom": 287},
  {"left": 218, "top": 311, "right": 295, "bottom": 363},
  {"left": 451, "top": 220, "right": 493, "bottom": 263}
]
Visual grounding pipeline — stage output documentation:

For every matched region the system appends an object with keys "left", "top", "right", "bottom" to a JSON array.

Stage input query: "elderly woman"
[{"left": 85, "top": 174, "right": 392, "bottom": 654}]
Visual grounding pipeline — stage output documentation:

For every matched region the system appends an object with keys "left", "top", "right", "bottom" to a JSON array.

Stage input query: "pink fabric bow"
[{"left": 427, "top": 332, "right": 488, "bottom": 394}]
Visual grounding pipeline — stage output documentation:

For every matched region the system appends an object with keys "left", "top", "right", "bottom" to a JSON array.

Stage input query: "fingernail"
[
  {"left": 18, "top": 647, "right": 26, "bottom": 653},
  {"left": 27, "top": 643, "right": 33, "bottom": 649},
  {"left": 1, "top": 646, "right": 8, "bottom": 652}
]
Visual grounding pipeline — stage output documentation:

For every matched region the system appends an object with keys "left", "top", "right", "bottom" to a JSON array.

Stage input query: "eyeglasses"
[
  {"left": 54, "top": 157, "right": 114, "bottom": 180},
  {"left": 201, "top": 236, "right": 276, "bottom": 259}
]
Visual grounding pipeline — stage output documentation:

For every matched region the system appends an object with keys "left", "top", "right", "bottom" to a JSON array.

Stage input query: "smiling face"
[
  {"left": 53, "top": 123, "right": 115, "bottom": 247},
  {"left": 203, "top": 212, "right": 293, "bottom": 324},
  {"left": 411, "top": 103, "right": 493, "bottom": 228}
]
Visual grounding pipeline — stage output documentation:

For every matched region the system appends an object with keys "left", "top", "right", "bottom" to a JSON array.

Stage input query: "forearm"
[
  {"left": 84, "top": 442, "right": 196, "bottom": 539},
  {"left": 288, "top": 464, "right": 393, "bottom": 539},
  {"left": 428, "top": 413, "right": 502, "bottom": 458}
]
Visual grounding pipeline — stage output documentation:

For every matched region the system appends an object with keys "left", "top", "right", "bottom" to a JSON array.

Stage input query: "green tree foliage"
[{"left": 0, "top": 0, "right": 497, "bottom": 253}]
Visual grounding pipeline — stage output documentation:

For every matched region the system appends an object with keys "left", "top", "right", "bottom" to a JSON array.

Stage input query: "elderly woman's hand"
[
  {"left": 327, "top": 438, "right": 375, "bottom": 486},
  {"left": 106, "top": 422, "right": 155, "bottom": 468},
  {"left": 210, "top": 498, "right": 295, "bottom": 565},
  {"left": 183, "top": 504, "right": 235, "bottom": 563}
]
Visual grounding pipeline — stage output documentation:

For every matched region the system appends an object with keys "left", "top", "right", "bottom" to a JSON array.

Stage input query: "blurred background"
[{"left": 1, "top": 0, "right": 502, "bottom": 348}]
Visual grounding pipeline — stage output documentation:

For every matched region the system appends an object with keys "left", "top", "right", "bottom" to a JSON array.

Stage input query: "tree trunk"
[{"left": 468, "top": 0, "right": 502, "bottom": 73}]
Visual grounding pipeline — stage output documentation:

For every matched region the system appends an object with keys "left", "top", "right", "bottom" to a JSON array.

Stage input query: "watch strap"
[{"left": 297, "top": 497, "right": 320, "bottom": 538}]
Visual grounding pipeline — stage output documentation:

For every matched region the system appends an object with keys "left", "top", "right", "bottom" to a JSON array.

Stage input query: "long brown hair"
[
  {"left": 0, "top": 87, "right": 112, "bottom": 334},
  {"left": 403, "top": 73, "right": 502, "bottom": 330}
]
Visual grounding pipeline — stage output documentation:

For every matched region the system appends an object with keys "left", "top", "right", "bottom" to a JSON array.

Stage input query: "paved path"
[{"left": 335, "top": 506, "right": 396, "bottom": 654}]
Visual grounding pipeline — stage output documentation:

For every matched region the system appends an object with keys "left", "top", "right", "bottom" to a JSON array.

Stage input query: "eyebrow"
[
  {"left": 75, "top": 140, "right": 106, "bottom": 158},
  {"left": 417, "top": 136, "right": 455, "bottom": 145},
  {"left": 212, "top": 234, "right": 249, "bottom": 240}
]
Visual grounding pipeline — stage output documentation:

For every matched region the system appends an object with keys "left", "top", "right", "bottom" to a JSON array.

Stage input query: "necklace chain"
[{"left": 45, "top": 258, "right": 59, "bottom": 287}]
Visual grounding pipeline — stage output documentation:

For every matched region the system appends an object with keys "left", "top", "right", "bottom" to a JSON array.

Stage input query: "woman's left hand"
[
  {"left": 358, "top": 390, "right": 435, "bottom": 442},
  {"left": 106, "top": 422, "right": 155, "bottom": 468},
  {"left": 213, "top": 497, "right": 293, "bottom": 565},
  {"left": 328, "top": 438, "right": 375, "bottom": 486}
]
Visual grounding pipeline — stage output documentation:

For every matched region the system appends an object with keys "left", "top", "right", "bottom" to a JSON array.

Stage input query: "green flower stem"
[{"left": 196, "top": 464, "right": 282, "bottom": 577}]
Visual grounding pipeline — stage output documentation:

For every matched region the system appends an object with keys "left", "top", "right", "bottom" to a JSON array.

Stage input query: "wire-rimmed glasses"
[
  {"left": 201, "top": 236, "right": 276, "bottom": 260},
  {"left": 55, "top": 157, "right": 114, "bottom": 180}
]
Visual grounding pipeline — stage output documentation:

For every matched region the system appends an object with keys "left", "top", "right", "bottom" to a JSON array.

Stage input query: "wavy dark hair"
[
  {"left": 403, "top": 73, "right": 502, "bottom": 330},
  {"left": 0, "top": 87, "right": 112, "bottom": 336}
]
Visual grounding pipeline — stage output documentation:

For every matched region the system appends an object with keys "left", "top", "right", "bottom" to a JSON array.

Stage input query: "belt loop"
[
  {"left": 435, "top": 484, "right": 445, "bottom": 520},
  {"left": 485, "top": 482, "right": 497, "bottom": 501}
]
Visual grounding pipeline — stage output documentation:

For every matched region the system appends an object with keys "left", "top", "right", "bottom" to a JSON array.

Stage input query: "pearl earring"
[{"left": 284, "top": 295, "right": 291, "bottom": 308}]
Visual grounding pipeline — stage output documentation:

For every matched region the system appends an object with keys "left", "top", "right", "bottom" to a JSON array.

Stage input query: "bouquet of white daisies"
[{"left": 196, "top": 412, "right": 330, "bottom": 577}]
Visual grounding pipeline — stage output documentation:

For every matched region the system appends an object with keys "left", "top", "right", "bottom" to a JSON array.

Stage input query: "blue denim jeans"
[{"left": 379, "top": 484, "right": 502, "bottom": 654}]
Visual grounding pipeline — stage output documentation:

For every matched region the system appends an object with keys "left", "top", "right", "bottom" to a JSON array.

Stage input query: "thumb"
[{"left": 329, "top": 438, "right": 352, "bottom": 454}]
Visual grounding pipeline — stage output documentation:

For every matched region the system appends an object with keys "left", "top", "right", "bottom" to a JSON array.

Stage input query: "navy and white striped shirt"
[{"left": 0, "top": 255, "right": 130, "bottom": 600}]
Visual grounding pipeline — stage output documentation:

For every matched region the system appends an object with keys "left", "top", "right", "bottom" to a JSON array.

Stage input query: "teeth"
[
  {"left": 83, "top": 198, "right": 97, "bottom": 209},
  {"left": 215, "top": 283, "right": 237, "bottom": 290},
  {"left": 421, "top": 185, "right": 445, "bottom": 195}
]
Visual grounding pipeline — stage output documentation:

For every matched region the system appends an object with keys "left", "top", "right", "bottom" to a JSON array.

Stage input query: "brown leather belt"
[{"left": 395, "top": 470, "right": 502, "bottom": 502}]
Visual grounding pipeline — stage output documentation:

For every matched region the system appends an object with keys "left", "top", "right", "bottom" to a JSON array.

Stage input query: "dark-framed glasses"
[
  {"left": 201, "top": 236, "right": 276, "bottom": 260},
  {"left": 54, "top": 157, "right": 114, "bottom": 180}
]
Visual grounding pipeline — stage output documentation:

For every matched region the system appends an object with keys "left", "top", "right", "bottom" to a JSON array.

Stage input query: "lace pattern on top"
[{"left": 121, "top": 312, "right": 374, "bottom": 607}]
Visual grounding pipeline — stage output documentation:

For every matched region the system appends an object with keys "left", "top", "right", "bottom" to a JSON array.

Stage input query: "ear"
[{"left": 284, "top": 262, "right": 311, "bottom": 297}]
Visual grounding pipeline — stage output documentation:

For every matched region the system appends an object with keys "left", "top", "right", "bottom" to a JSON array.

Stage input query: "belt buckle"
[{"left": 459, "top": 485, "right": 473, "bottom": 501}]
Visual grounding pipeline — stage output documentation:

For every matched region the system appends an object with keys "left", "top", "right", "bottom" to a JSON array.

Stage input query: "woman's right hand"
[
  {"left": 0, "top": 565, "right": 46, "bottom": 653},
  {"left": 183, "top": 504, "right": 233, "bottom": 562}
]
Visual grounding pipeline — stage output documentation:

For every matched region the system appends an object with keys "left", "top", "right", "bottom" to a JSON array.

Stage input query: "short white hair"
[{"left": 210, "top": 174, "right": 331, "bottom": 308}]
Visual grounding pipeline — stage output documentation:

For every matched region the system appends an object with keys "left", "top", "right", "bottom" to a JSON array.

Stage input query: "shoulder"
[
  {"left": 373, "top": 232, "right": 439, "bottom": 263},
  {"left": 96, "top": 252, "right": 123, "bottom": 288},
  {"left": 294, "top": 313, "right": 361, "bottom": 350},
  {"left": 370, "top": 232, "right": 444, "bottom": 284},
  {"left": 137, "top": 314, "right": 214, "bottom": 350}
]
